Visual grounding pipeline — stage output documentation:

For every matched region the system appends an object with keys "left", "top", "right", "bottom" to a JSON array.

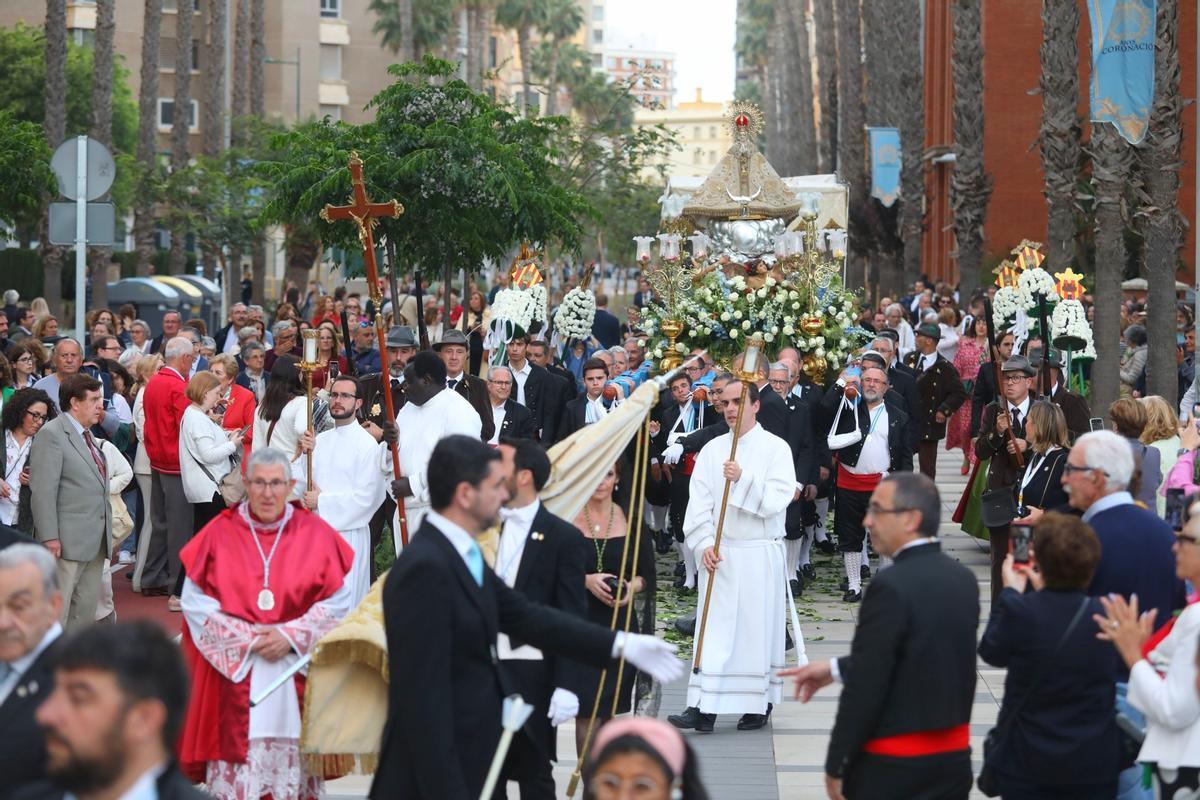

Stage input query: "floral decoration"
[{"left": 553, "top": 285, "right": 597, "bottom": 341}]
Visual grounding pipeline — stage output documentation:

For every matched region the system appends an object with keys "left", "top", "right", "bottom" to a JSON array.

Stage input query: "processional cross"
[{"left": 319, "top": 152, "right": 411, "bottom": 545}]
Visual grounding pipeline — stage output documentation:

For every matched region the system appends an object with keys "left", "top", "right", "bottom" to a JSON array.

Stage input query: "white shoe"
[{"left": 117, "top": 551, "right": 134, "bottom": 565}]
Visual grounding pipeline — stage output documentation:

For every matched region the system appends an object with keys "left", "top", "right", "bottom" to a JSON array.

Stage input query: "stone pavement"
[{"left": 327, "top": 452, "right": 1003, "bottom": 798}]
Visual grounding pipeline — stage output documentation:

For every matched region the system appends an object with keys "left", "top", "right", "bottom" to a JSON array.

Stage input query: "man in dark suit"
[
  {"left": 0, "top": 544, "right": 63, "bottom": 797},
  {"left": 782, "top": 473, "right": 979, "bottom": 800},
  {"left": 507, "top": 335, "right": 564, "bottom": 444},
  {"left": 17, "top": 621, "right": 207, "bottom": 800},
  {"left": 492, "top": 439, "right": 589, "bottom": 799},
  {"left": 971, "top": 331, "right": 1014, "bottom": 437},
  {"left": 558, "top": 358, "right": 609, "bottom": 442},
  {"left": 436, "top": 329, "right": 496, "bottom": 442},
  {"left": 486, "top": 366, "right": 536, "bottom": 442},
  {"left": 147, "top": 310, "right": 183, "bottom": 355},
  {"left": 903, "top": 323, "right": 968, "bottom": 479},
  {"left": 213, "top": 302, "right": 249, "bottom": 354},
  {"left": 1029, "top": 347, "right": 1092, "bottom": 442},
  {"left": 869, "top": 334, "right": 920, "bottom": 434},
  {"left": 527, "top": 339, "right": 578, "bottom": 401},
  {"left": 371, "top": 436, "right": 682, "bottom": 800},
  {"left": 590, "top": 293, "right": 621, "bottom": 349}
]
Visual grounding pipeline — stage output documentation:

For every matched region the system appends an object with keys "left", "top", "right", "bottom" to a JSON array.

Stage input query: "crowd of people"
[{"left": 1, "top": 269, "right": 1200, "bottom": 800}]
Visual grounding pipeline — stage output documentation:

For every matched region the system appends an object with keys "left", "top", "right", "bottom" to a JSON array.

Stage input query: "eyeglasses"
[
  {"left": 488, "top": 379, "right": 512, "bottom": 386},
  {"left": 247, "top": 479, "right": 291, "bottom": 492},
  {"left": 1062, "top": 463, "right": 1107, "bottom": 476},
  {"left": 328, "top": 391, "right": 358, "bottom": 400},
  {"left": 867, "top": 503, "right": 914, "bottom": 515},
  {"left": 25, "top": 411, "right": 47, "bottom": 422},
  {"left": 1003, "top": 375, "right": 1028, "bottom": 384}
]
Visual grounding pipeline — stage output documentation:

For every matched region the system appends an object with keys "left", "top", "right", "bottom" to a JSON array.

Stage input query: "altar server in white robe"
[
  {"left": 668, "top": 379, "right": 805, "bottom": 733},
  {"left": 380, "top": 351, "right": 482, "bottom": 553},
  {"left": 294, "top": 374, "right": 386, "bottom": 607}
]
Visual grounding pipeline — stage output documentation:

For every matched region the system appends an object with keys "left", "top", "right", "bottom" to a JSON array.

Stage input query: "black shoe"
[
  {"left": 674, "top": 560, "right": 686, "bottom": 578},
  {"left": 655, "top": 530, "right": 674, "bottom": 555},
  {"left": 789, "top": 577, "right": 803, "bottom": 598},
  {"left": 737, "top": 704, "right": 773, "bottom": 731},
  {"left": 861, "top": 564, "right": 871, "bottom": 579},
  {"left": 673, "top": 572, "right": 688, "bottom": 590},
  {"left": 843, "top": 589, "right": 862, "bottom": 603},
  {"left": 816, "top": 540, "right": 836, "bottom": 555},
  {"left": 801, "top": 563, "right": 816, "bottom": 580},
  {"left": 668, "top": 706, "right": 715, "bottom": 732},
  {"left": 674, "top": 613, "right": 696, "bottom": 637},
  {"left": 839, "top": 576, "right": 849, "bottom": 592}
]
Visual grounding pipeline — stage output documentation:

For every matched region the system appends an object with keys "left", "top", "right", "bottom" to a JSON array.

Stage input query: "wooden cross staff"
[{"left": 319, "top": 152, "right": 410, "bottom": 545}]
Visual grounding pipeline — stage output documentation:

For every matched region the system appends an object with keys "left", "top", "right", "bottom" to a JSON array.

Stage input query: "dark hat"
[
  {"left": 859, "top": 350, "right": 888, "bottom": 369},
  {"left": 434, "top": 329, "right": 470, "bottom": 350},
  {"left": 1001, "top": 354, "right": 1036, "bottom": 377},
  {"left": 384, "top": 326, "right": 417, "bottom": 348},
  {"left": 876, "top": 328, "right": 900, "bottom": 344},
  {"left": 915, "top": 322, "right": 941, "bottom": 341},
  {"left": 1028, "top": 346, "right": 1063, "bottom": 370}
]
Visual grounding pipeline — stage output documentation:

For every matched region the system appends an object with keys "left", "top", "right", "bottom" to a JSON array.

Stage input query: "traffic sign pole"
[{"left": 75, "top": 136, "right": 87, "bottom": 345}]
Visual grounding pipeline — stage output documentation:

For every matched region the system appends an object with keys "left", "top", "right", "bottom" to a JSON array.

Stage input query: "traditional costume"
[
  {"left": 683, "top": 422, "right": 803, "bottom": 714},
  {"left": 385, "top": 387, "right": 482, "bottom": 552},
  {"left": 178, "top": 503, "right": 354, "bottom": 800},
  {"left": 293, "top": 422, "right": 386, "bottom": 607}
]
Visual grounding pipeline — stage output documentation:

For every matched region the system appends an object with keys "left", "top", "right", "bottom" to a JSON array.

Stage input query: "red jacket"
[
  {"left": 220, "top": 382, "right": 256, "bottom": 464},
  {"left": 143, "top": 367, "right": 190, "bottom": 473}
]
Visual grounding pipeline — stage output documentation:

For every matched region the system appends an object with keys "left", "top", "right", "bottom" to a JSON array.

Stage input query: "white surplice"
[
  {"left": 683, "top": 423, "right": 806, "bottom": 715},
  {"left": 293, "top": 422, "right": 386, "bottom": 607},
  {"left": 384, "top": 388, "right": 482, "bottom": 553}
]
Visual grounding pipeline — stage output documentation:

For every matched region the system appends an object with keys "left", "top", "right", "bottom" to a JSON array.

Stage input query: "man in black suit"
[
  {"left": 18, "top": 621, "right": 207, "bottom": 800},
  {"left": 872, "top": 333, "right": 921, "bottom": 433},
  {"left": 506, "top": 335, "right": 564, "bottom": 444},
  {"left": 558, "top": 358, "right": 610, "bottom": 441},
  {"left": 1029, "top": 347, "right": 1092, "bottom": 442},
  {"left": 0, "top": 544, "right": 63, "bottom": 797},
  {"left": 971, "top": 331, "right": 1014, "bottom": 437},
  {"left": 147, "top": 310, "right": 182, "bottom": 355},
  {"left": 782, "top": 473, "right": 979, "bottom": 800},
  {"left": 486, "top": 366, "right": 536, "bottom": 442},
  {"left": 213, "top": 302, "right": 249, "bottom": 354},
  {"left": 492, "top": 439, "right": 589, "bottom": 799},
  {"left": 437, "top": 329, "right": 496, "bottom": 442},
  {"left": 527, "top": 339, "right": 577, "bottom": 402},
  {"left": 903, "top": 323, "right": 968, "bottom": 478},
  {"left": 372, "top": 436, "right": 682, "bottom": 800},
  {"left": 590, "top": 293, "right": 622, "bottom": 349}
]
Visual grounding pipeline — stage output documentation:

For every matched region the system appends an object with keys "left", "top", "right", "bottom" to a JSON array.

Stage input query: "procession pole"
[
  {"left": 692, "top": 333, "right": 765, "bottom": 675},
  {"left": 299, "top": 328, "right": 320, "bottom": 485},
  {"left": 566, "top": 410, "right": 651, "bottom": 799}
]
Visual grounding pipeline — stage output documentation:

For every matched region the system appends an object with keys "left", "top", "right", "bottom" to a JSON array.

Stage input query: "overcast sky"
[{"left": 605, "top": 0, "right": 737, "bottom": 104}]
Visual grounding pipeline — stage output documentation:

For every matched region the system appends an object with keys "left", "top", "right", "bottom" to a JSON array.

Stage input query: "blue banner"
[
  {"left": 1086, "top": 0, "right": 1156, "bottom": 144},
  {"left": 868, "top": 127, "right": 901, "bottom": 208}
]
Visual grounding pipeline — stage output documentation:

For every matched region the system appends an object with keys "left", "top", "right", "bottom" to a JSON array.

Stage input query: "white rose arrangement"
[
  {"left": 992, "top": 286, "right": 1022, "bottom": 327},
  {"left": 553, "top": 286, "right": 596, "bottom": 341},
  {"left": 1017, "top": 267, "right": 1057, "bottom": 310},
  {"left": 1050, "top": 299, "right": 1095, "bottom": 359},
  {"left": 529, "top": 284, "right": 548, "bottom": 325},
  {"left": 490, "top": 287, "right": 535, "bottom": 336}
]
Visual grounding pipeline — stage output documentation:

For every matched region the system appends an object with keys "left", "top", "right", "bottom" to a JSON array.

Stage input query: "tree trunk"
[
  {"left": 779, "top": 0, "right": 816, "bottom": 174},
  {"left": 860, "top": 0, "right": 904, "bottom": 293},
  {"left": 1140, "top": 0, "right": 1183, "bottom": 402},
  {"left": 835, "top": 0, "right": 868, "bottom": 291},
  {"left": 950, "top": 0, "right": 991, "bottom": 302},
  {"left": 231, "top": 0, "right": 249, "bottom": 127},
  {"left": 41, "top": 0, "right": 67, "bottom": 319},
  {"left": 765, "top": 7, "right": 787, "bottom": 167},
  {"left": 169, "top": 1, "right": 194, "bottom": 275},
  {"left": 1039, "top": 0, "right": 1082, "bottom": 273},
  {"left": 398, "top": 0, "right": 415, "bottom": 63},
  {"left": 285, "top": 228, "right": 319, "bottom": 290},
  {"left": 134, "top": 0, "right": 163, "bottom": 277},
  {"left": 517, "top": 23, "right": 532, "bottom": 115},
  {"left": 466, "top": 4, "right": 484, "bottom": 91},
  {"left": 894, "top": 0, "right": 925, "bottom": 289},
  {"left": 812, "top": 0, "right": 838, "bottom": 173},
  {"left": 89, "top": 0, "right": 116, "bottom": 313},
  {"left": 202, "top": 0, "right": 229, "bottom": 283},
  {"left": 1090, "top": 123, "right": 1135, "bottom": 418},
  {"left": 250, "top": 0, "right": 266, "bottom": 117}
]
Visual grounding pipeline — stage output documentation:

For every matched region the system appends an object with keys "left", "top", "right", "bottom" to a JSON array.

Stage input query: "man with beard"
[
  {"left": 29, "top": 621, "right": 206, "bottom": 800},
  {"left": 295, "top": 375, "right": 387, "bottom": 606}
]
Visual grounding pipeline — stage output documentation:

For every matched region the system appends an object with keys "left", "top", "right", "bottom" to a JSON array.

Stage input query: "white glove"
[
  {"left": 614, "top": 632, "right": 684, "bottom": 684},
  {"left": 662, "top": 443, "right": 684, "bottom": 465},
  {"left": 547, "top": 687, "right": 579, "bottom": 727}
]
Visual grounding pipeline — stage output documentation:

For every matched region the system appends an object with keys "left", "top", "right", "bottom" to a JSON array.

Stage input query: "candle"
[
  {"left": 742, "top": 333, "right": 763, "bottom": 377},
  {"left": 800, "top": 192, "right": 821, "bottom": 218},
  {"left": 688, "top": 232, "right": 710, "bottom": 259},
  {"left": 302, "top": 328, "right": 319, "bottom": 363},
  {"left": 657, "top": 233, "right": 681, "bottom": 260},
  {"left": 633, "top": 236, "right": 655, "bottom": 262}
]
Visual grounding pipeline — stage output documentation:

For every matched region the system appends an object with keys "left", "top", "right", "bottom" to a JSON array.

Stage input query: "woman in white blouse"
[
  {"left": 0, "top": 388, "right": 53, "bottom": 526},
  {"left": 130, "top": 354, "right": 161, "bottom": 586},
  {"left": 252, "top": 354, "right": 307, "bottom": 460},
  {"left": 1098, "top": 502, "right": 1200, "bottom": 796}
]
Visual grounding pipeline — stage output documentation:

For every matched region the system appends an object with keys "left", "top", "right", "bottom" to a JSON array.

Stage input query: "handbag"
[
  {"left": 977, "top": 596, "right": 1090, "bottom": 796},
  {"left": 189, "top": 429, "right": 246, "bottom": 507},
  {"left": 980, "top": 488, "right": 1018, "bottom": 528}
]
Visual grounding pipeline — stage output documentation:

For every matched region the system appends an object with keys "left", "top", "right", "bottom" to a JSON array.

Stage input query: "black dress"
[
  {"left": 463, "top": 312, "right": 486, "bottom": 376},
  {"left": 576, "top": 526, "right": 655, "bottom": 716},
  {"left": 1013, "top": 447, "right": 1069, "bottom": 513}
]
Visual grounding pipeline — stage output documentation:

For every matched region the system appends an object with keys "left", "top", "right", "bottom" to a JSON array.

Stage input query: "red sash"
[
  {"left": 837, "top": 462, "right": 882, "bottom": 493},
  {"left": 681, "top": 451, "right": 698, "bottom": 476},
  {"left": 863, "top": 724, "right": 970, "bottom": 757}
]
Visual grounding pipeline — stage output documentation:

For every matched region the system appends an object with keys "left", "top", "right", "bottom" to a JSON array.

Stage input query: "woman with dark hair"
[
  {"left": 460, "top": 289, "right": 491, "bottom": 376},
  {"left": 1, "top": 388, "right": 55, "bottom": 527},
  {"left": 583, "top": 717, "right": 709, "bottom": 800},
  {"left": 1121, "top": 324, "right": 1149, "bottom": 398},
  {"left": 8, "top": 340, "right": 41, "bottom": 389},
  {"left": 252, "top": 354, "right": 308, "bottom": 459}
]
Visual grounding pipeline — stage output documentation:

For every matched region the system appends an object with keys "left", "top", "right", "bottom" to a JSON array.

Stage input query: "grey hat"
[
  {"left": 1028, "top": 346, "right": 1063, "bottom": 370},
  {"left": 1001, "top": 354, "right": 1036, "bottom": 377},
  {"left": 434, "top": 329, "right": 470, "bottom": 350},
  {"left": 384, "top": 326, "right": 417, "bottom": 348},
  {"left": 915, "top": 322, "right": 941, "bottom": 341}
]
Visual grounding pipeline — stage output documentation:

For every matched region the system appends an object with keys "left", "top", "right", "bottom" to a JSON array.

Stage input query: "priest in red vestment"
[{"left": 177, "top": 447, "right": 354, "bottom": 800}]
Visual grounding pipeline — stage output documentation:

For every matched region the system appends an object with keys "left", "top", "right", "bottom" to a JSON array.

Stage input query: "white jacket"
[
  {"left": 252, "top": 395, "right": 307, "bottom": 460},
  {"left": 132, "top": 387, "right": 150, "bottom": 475},
  {"left": 179, "top": 405, "right": 236, "bottom": 504},
  {"left": 1130, "top": 602, "right": 1200, "bottom": 769}
]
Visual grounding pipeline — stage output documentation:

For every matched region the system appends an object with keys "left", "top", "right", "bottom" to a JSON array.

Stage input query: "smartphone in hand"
[
  {"left": 1166, "top": 488, "right": 1188, "bottom": 532},
  {"left": 1010, "top": 524, "right": 1033, "bottom": 565}
]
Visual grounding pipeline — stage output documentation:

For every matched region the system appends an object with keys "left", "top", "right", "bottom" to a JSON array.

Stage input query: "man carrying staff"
[
  {"left": 177, "top": 448, "right": 355, "bottom": 800},
  {"left": 668, "top": 380, "right": 801, "bottom": 733}
]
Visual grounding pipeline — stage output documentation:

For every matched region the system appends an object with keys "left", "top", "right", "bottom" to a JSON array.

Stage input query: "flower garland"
[
  {"left": 1017, "top": 267, "right": 1057, "bottom": 310},
  {"left": 491, "top": 287, "right": 536, "bottom": 334},
  {"left": 1051, "top": 299, "right": 1096, "bottom": 362},
  {"left": 553, "top": 285, "right": 596, "bottom": 341},
  {"left": 529, "top": 284, "right": 548, "bottom": 327},
  {"left": 992, "top": 286, "right": 1022, "bottom": 328}
]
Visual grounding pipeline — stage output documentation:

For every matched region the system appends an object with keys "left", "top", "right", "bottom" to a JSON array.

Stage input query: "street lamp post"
[{"left": 264, "top": 46, "right": 301, "bottom": 122}]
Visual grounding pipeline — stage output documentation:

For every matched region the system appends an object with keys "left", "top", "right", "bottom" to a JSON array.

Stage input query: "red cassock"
[{"left": 176, "top": 502, "right": 353, "bottom": 782}]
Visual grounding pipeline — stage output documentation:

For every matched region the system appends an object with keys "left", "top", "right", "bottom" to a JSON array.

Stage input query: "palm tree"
[
  {"left": 892, "top": 0, "right": 924, "bottom": 289},
  {"left": 231, "top": 0, "right": 249, "bottom": 127},
  {"left": 89, "top": 0, "right": 115, "bottom": 311},
  {"left": 774, "top": 0, "right": 816, "bottom": 174},
  {"left": 42, "top": 0, "right": 67, "bottom": 318},
  {"left": 463, "top": 2, "right": 492, "bottom": 91},
  {"left": 539, "top": 0, "right": 584, "bottom": 116},
  {"left": 1039, "top": 0, "right": 1082, "bottom": 274},
  {"left": 168, "top": 0, "right": 195, "bottom": 275},
  {"left": 811, "top": 0, "right": 837, "bottom": 172},
  {"left": 1089, "top": 123, "right": 1137, "bottom": 419},
  {"left": 133, "top": 0, "right": 163, "bottom": 277},
  {"left": 835, "top": 0, "right": 869, "bottom": 291},
  {"left": 949, "top": 0, "right": 991, "bottom": 302},
  {"left": 250, "top": 0, "right": 266, "bottom": 303},
  {"left": 203, "top": 0, "right": 228, "bottom": 284},
  {"left": 495, "top": 0, "right": 546, "bottom": 115},
  {"left": 861, "top": 0, "right": 904, "bottom": 293},
  {"left": 370, "top": 0, "right": 453, "bottom": 61},
  {"left": 1140, "top": 0, "right": 1183, "bottom": 401}
]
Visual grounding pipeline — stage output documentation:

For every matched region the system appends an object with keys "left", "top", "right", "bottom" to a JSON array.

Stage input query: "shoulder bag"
[
  {"left": 189, "top": 421, "right": 246, "bottom": 506},
  {"left": 977, "top": 595, "right": 1090, "bottom": 796}
]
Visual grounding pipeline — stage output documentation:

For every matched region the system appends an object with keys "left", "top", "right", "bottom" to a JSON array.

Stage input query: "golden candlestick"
[
  {"left": 298, "top": 328, "right": 321, "bottom": 486},
  {"left": 659, "top": 318, "right": 684, "bottom": 371}
]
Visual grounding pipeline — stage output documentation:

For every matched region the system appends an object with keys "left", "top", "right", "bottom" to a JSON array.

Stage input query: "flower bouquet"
[
  {"left": 489, "top": 287, "right": 536, "bottom": 365},
  {"left": 553, "top": 285, "right": 596, "bottom": 342}
]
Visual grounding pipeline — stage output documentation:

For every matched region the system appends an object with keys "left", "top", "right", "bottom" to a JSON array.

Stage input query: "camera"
[{"left": 603, "top": 576, "right": 622, "bottom": 597}]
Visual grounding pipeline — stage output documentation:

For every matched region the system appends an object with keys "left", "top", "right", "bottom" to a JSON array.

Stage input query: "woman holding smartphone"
[{"left": 208, "top": 354, "right": 255, "bottom": 463}]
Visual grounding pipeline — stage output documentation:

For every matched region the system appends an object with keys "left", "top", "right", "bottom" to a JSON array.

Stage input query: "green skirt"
[{"left": 959, "top": 458, "right": 990, "bottom": 541}]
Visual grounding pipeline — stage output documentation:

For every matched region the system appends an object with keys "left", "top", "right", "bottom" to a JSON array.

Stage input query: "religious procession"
[{"left": 2, "top": 1, "right": 1200, "bottom": 799}]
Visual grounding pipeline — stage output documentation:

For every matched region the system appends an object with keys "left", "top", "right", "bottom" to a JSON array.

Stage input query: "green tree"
[
  {"left": 0, "top": 112, "right": 55, "bottom": 231},
  {"left": 536, "top": 0, "right": 584, "bottom": 116},
  {"left": 369, "top": 0, "right": 453, "bottom": 62}
]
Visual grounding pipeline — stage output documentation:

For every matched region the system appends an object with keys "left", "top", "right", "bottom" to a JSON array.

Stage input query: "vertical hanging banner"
[
  {"left": 1086, "top": 0, "right": 1157, "bottom": 144},
  {"left": 867, "top": 127, "right": 902, "bottom": 207}
]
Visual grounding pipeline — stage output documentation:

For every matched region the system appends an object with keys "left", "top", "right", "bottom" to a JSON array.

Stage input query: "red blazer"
[
  {"left": 142, "top": 367, "right": 189, "bottom": 474},
  {"left": 221, "top": 382, "right": 256, "bottom": 462}
]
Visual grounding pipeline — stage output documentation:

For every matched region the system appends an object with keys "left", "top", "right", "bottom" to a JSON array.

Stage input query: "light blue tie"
[{"left": 466, "top": 540, "right": 484, "bottom": 587}]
